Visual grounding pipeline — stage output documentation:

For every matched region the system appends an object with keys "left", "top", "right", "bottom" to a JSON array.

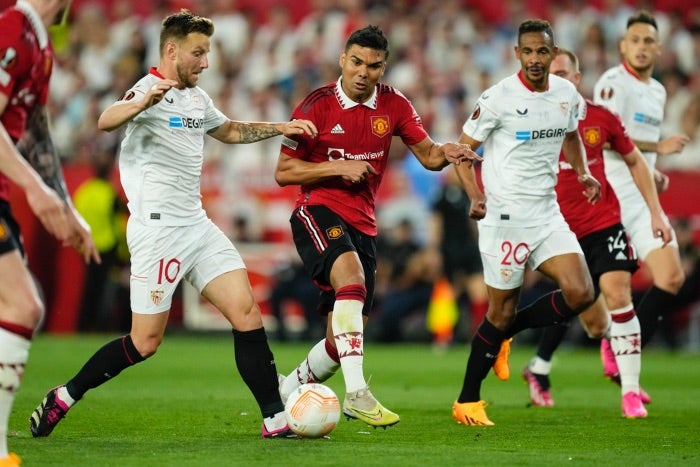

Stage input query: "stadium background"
[{"left": 2, "top": 0, "right": 699, "bottom": 344}]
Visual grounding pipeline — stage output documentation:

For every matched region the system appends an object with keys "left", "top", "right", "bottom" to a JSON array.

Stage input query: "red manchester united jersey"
[
  {"left": 556, "top": 98, "right": 636, "bottom": 239},
  {"left": 280, "top": 79, "right": 429, "bottom": 236},
  {"left": 0, "top": 2, "right": 54, "bottom": 201}
]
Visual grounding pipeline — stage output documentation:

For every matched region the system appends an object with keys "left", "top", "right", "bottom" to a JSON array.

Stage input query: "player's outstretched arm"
[
  {"left": 98, "top": 79, "right": 180, "bottom": 132},
  {"left": 408, "top": 137, "right": 482, "bottom": 171},
  {"left": 631, "top": 134, "right": 690, "bottom": 155},
  {"left": 209, "top": 119, "right": 317, "bottom": 144}
]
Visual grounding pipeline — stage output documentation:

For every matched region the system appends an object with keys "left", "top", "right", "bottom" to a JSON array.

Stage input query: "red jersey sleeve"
[
  {"left": 391, "top": 87, "right": 429, "bottom": 145},
  {"left": 604, "top": 105, "right": 636, "bottom": 158},
  {"left": 0, "top": 10, "right": 27, "bottom": 99}
]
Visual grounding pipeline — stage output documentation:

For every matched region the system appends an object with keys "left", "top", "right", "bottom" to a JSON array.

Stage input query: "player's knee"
[
  {"left": 562, "top": 283, "right": 595, "bottom": 315},
  {"left": 603, "top": 291, "right": 631, "bottom": 312},
  {"left": 132, "top": 336, "right": 162, "bottom": 358},
  {"left": 13, "top": 289, "right": 45, "bottom": 328},
  {"left": 657, "top": 269, "right": 685, "bottom": 295},
  {"left": 577, "top": 304, "right": 608, "bottom": 338},
  {"left": 486, "top": 306, "right": 516, "bottom": 330},
  {"left": 584, "top": 319, "right": 608, "bottom": 339}
]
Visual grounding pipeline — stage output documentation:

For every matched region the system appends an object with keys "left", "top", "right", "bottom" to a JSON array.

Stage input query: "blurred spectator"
[
  {"left": 267, "top": 254, "right": 323, "bottom": 341},
  {"left": 659, "top": 91, "right": 700, "bottom": 170},
  {"left": 427, "top": 169, "right": 488, "bottom": 340},
  {"left": 656, "top": 217, "right": 700, "bottom": 348},
  {"left": 659, "top": 67, "right": 692, "bottom": 141},
  {"left": 73, "top": 140, "right": 128, "bottom": 332},
  {"left": 599, "top": 0, "right": 635, "bottom": 45},
  {"left": 377, "top": 165, "right": 432, "bottom": 244},
  {"left": 375, "top": 219, "right": 440, "bottom": 342},
  {"left": 73, "top": 3, "right": 120, "bottom": 94}
]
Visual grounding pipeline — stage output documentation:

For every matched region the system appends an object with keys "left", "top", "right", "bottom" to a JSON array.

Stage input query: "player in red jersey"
[
  {"left": 0, "top": 0, "right": 98, "bottom": 464},
  {"left": 512, "top": 49, "right": 671, "bottom": 418},
  {"left": 274, "top": 25, "right": 478, "bottom": 428}
]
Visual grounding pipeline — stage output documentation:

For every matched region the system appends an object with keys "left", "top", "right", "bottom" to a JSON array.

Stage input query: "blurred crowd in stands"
[{"left": 11, "top": 0, "right": 700, "bottom": 346}]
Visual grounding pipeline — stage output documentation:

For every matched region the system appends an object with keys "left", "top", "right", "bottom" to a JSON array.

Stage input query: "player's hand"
[
  {"left": 468, "top": 193, "right": 487, "bottom": 220},
  {"left": 25, "top": 183, "right": 71, "bottom": 242},
  {"left": 340, "top": 160, "right": 377, "bottom": 184},
  {"left": 650, "top": 212, "right": 672, "bottom": 247},
  {"left": 64, "top": 206, "right": 101, "bottom": 264},
  {"left": 145, "top": 79, "right": 179, "bottom": 108},
  {"left": 657, "top": 134, "right": 690, "bottom": 156},
  {"left": 443, "top": 142, "right": 483, "bottom": 166},
  {"left": 578, "top": 173, "right": 601, "bottom": 205},
  {"left": 281, "top": 119, "right": 318, "bottom": 138},
  {"left": 654, "top": 169, "right": 670, "bottom": 193}
]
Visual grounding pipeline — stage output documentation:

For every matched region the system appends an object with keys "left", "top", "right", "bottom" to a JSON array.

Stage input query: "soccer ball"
[{"left": 284, "top": 383, "right": 341, "bottom": 438}]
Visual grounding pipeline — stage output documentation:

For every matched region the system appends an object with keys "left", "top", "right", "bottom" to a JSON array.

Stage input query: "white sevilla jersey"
[
  {"left": 593, "top": 63, "right": 666, "bottom": 199},
  {"left": 115, "top": 70, "right": 227, "bottom": 226},
  {"left": 463, "top": 72, "right": 579, "bottom": 227}
]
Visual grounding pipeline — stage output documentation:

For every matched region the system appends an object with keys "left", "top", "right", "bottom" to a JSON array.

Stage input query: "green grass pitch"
[{"left": 13, "top": 334, "right": 700, "bottom": 466}]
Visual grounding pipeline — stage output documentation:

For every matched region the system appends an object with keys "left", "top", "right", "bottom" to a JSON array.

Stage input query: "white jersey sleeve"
[
  {"left": 594, "top": 63, "right": 666, "bottom": 202},
  {"left": 462, "top": 73, "right": 578, "bottom": 227},
  {"left": 117, "top": 73, "right": 227, "bottom": 226}
]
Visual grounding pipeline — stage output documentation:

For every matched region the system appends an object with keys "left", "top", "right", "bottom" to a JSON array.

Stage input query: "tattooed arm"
[
  {"left": 17, "top": 106, "right": 69, "bottom": 201},
  {"left": 17, "top": 106, "right": 100, "bottom": 264},
  {"left": 208, "top": 119, "right": 317, "bottom": 144},
  {"left": 0, "top": 96, "right": 70, "bottom": 241}
]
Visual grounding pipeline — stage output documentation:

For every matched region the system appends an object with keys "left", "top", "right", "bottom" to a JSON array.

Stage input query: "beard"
[{"left": 176, "top": 66, "right": 198, "bottom": 88}]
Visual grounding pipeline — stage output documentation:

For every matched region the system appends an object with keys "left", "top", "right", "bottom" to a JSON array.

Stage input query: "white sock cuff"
[
  {"left": 609, "top": 303, "right": 634, "bottom": 316},
  {"left": 529, "top": 356, "right": 552, "bottom": 375},
  {"left": 0, "top": 327, "right": 31, "bottom": 361}
]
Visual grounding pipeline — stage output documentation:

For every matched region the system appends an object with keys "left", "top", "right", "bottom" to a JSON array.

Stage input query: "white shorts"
[
  {"left": 478, "top": 216, "right": 582, "bottom": 290},
  {"left": 127, "top": 217, "right": 245, "bottom": 314},
  {"left": 618, "top": 194, "right": 678, "bottom": 261}
]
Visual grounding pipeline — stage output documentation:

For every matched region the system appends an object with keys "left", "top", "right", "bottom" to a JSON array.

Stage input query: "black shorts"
[
  {"left": 290, "top": 205, "right": 376, "bottom": 316},
  {"left": 578, "top": 223, "right": 639, "bottom": 283},
  {"left": 0, "top": 200, "right": 24, "bottom": 257}
]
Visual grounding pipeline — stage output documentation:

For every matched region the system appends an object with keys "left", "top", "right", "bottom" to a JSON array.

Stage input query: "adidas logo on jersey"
[{"left": 331, "top": 124, "right": 345, "bottom": 134}]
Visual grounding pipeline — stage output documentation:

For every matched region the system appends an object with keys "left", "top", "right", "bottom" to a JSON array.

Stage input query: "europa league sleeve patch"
[
  {"left": 282, "top": 136, "right": 299, "bottom": 150},
  {"left": 470, "top": 104, "right": 481, "bottom": 120},
  {"left": 599, "top": 87, "right": 614, "bottom": 100}
]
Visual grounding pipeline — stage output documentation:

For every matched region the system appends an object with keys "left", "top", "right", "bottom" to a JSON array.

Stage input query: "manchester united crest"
[
  {"left": 371, "top": 116, "right": 389, "bottom": 137},
  {"left": 583, "top": 127, "right": 601, "bottom": 147},
  {"left": 326, "top": 226, "right": 344, "bottom": 239}
]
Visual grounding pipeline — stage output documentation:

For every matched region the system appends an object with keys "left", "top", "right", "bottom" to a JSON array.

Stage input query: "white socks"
[
  {"left": 529, "top": 356, "right": 553, "bottom": 375},
  {"left": 332, "top": 298, "right": 366, "bottom": 393},
  {"left": 609, "top": 304, "right": 642, "bottom": 395},
  {"left": 280, "top": 338, "right": 339, "bottom": 400},
  {"left": 0, "top": 328, "right": 30, "bottom": 457}
]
